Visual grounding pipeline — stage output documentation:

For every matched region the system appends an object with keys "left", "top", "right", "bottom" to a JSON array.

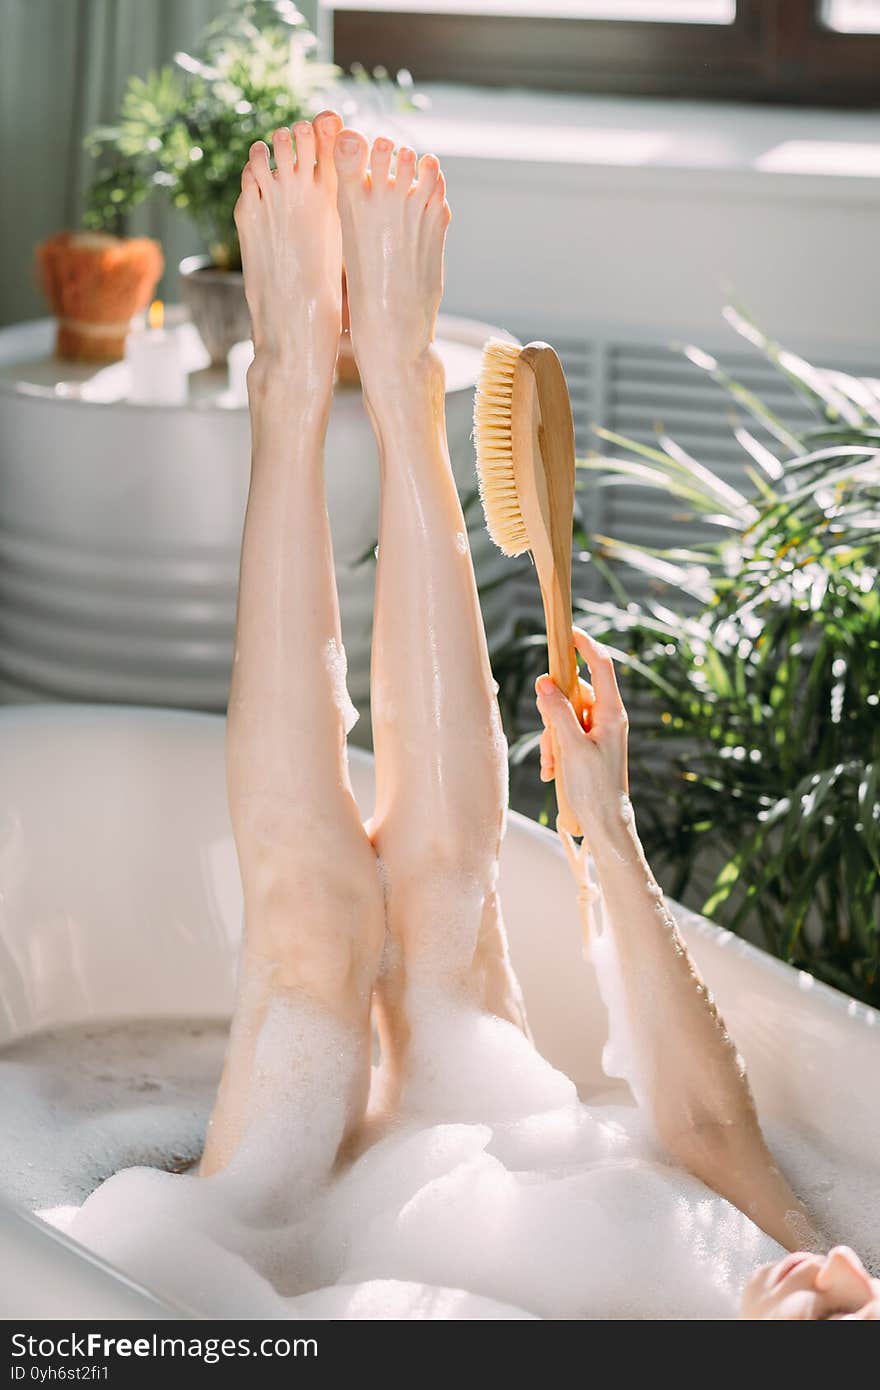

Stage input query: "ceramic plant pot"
[
  {"left": 34, "top": 232, "right": 163, "bottom": 363},
  {"left": 179, "top": 256, "right": 251, "bottom": 365}
]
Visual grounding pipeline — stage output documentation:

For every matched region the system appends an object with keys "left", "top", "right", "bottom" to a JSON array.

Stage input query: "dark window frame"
[{"left": 333, "top": 1, "right": 880, "bottom": 106}]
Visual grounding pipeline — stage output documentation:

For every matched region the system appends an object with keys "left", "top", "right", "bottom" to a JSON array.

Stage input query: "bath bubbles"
[
  {"left": 401, "top": 991, "right": 576, "bottom": 1123},
  {"left": 3, "top": 1004, "right": 879, "bottom": 1319},
  {"left": 291, "top": 1280, "right": 537, "bottom": 1320},
  {"left": 223, "top": 990, "right": 364, "bottom": 1210},
  {"left": 0, "top": 1020, "right": 227, "bottom": 1216}
]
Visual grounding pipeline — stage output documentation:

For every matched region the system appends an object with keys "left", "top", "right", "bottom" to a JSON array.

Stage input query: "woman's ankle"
[{"left": 360, "top": 346, "right": 446, "bottom": 433}]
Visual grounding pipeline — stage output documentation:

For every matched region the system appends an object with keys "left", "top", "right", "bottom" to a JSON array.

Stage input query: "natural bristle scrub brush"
[{"left": 474, "top": 337, "right": 584, "bottom": 835}]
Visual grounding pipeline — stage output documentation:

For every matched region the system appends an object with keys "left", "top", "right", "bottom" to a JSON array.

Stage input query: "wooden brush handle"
[
  {"left": 511, "top": 342, "right": 582, "bottom": 836},
  {"left": 545, "top": 582, "right": 583, "bottom": 836}
]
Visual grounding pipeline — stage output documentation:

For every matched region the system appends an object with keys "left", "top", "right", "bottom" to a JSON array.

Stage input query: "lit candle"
[
  {"left": 126, "top": 300, "right": 188, "bottom": 405},
  {"left": 227, "top": 339, "right": 254, "bottom": 406}
]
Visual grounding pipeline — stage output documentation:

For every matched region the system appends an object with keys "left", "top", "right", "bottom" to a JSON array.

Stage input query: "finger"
[
  {"left": 816, "top": 1246, "right": 874, "bottom": 1306},
  {"left": 573, "top": 628, "right": 624, "bottom": 718},
  {"left": 535, "top": 675, "right": 586, "bottom": 752},
  {"left": 777, "top": 1256, "right": 825, "bottom": 1296},
  {"left": 801, "top": 1289, "right": 836, "bottom": 1320},
  {"left": 578, "top": 678, "right": 595, "bottom": 733},
  {"left": 769, "top": 1252, "right": 816, "bottom": 1286},
  {"left": 539, "top": 727, "right": 554, "bottom": 782},
  {"left": 536, "top": 677, "right": 549, "bottom": 729},
  {"left": 817, "top": 1246, "right": 870, "bottom": 1284}
]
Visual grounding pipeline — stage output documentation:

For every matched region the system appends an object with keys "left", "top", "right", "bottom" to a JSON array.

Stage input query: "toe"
[
  {"left": 370, "top": 136, "right": 394, "bottom": 187},
  {"left": 313, "top": 109, "right": 343, "bottom": 172},
  {"left": 414, "top": 153, "right": 440, "bottom": 202},
  {"left": 334, "top": 128, "right": 369, "bottom": 188},
  {"left": 271, "top": 126, "right": 294, "bottom": 178},
  {"left": 293, "top": 120, "right": 316, "bottom": 173},
  {"left": 248, "top": 140, "right": 273, "bottom": 195},
  {"left": 428, "top": 171, "right": 447, "bottom": 209},
  {"left": 394, "top": 145, "right": 417, "bottom": 191},
  {"left": 427, "top": 177, "right": 452, "bottom": 237},
  {"left": 233, "top": 169, "right": 259, "bottom": 227}
]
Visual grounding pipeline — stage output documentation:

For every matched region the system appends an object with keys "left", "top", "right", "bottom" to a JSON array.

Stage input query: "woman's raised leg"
[
  {"left": 201, "top": 114, "right": 384, "bottom": 1177},
  {"left": 334, "top": 130, "right": 527, "bottom": 1090}
]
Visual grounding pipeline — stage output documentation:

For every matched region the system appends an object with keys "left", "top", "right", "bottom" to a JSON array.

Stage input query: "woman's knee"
[
  {"left": 236, "top": 794, "right": 384, "bottom": 964},
  {"left": 372, "top": 785, "right": 504, "bottom": 877}
]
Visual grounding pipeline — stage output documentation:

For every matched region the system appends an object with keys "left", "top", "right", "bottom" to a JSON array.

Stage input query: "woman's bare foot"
[
  {"left": 333, "top": 129, "right": 450, "bottom": 403},
  {"left": 235, "top": 111, "right": 343, "bottom": 397}
]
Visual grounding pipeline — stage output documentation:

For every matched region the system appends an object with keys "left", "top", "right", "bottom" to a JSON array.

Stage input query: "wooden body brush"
[{"left": 474, "top": 338, "right": 584, "bottom": 834}]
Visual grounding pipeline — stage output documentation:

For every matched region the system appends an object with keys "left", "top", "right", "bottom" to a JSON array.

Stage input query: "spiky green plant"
[{"left": 494, "top": 310, "right": 880, "bottom": 1006}]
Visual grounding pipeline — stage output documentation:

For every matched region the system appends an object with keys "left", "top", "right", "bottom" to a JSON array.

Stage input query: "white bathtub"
[{"left": 1, "top": 704, "right": 877, "bottom": 1318}]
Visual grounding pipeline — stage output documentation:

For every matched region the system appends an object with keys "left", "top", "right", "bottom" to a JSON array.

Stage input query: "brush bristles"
[{"left": 473, "top": 338, "right": 530, "bottom": 557}]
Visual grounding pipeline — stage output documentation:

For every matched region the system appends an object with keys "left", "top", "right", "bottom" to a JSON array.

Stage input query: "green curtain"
[{"left": 0, "top": 0, "right": 323, "bottom": 326}]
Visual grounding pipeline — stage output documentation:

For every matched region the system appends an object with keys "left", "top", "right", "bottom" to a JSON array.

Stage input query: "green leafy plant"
[
  {"left": 494, "top": 309, "right": 880, "bottom": 1006},
  {"left": 84, "top": 1, "right": 387, "bottom": 269}
]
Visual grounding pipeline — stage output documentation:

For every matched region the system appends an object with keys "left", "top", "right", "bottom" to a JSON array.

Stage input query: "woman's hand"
[
  {"left": 740, "top": 1246, "right": 880, "bottom": 1320},
  {"left": 535, "top": 629, "right": 630, "bottom": 842}
]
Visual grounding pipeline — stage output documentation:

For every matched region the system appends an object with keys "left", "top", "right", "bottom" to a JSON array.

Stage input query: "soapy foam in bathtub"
[
  {"left": 4, "top": 1001, "right": 878, "bottom": 1321},
  {"left": 0, "top": 1020, "right": 225, "bottom": 1215}
]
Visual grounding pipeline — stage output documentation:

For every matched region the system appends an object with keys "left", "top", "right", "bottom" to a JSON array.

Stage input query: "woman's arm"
[{"left": 536, "top": 629, "right": 817, "bottom": 1251}]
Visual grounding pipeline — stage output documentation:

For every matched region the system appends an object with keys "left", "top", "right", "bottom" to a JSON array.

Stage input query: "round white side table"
[{"left": 0, "top": 315, "right": 512, "bottom": 738}]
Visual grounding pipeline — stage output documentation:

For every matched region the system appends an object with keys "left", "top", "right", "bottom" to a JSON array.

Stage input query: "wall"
[{"left": 392, "top": 87, "right": 880, "bottom": 359}]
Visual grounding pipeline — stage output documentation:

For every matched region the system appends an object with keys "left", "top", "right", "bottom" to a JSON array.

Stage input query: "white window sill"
[{"left": 381, "top": 84, "right": 880, "bottom": 199}]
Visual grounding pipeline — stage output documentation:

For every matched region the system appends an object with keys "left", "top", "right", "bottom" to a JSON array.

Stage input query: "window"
[
  {"left": 331, "top": 1, "right": 880, "bottom": 105},
  {"left": 333, "top": 2, "right": 735, "bottom": 16},
  {"left": 824, "top": 0, "right": 880, "bottom": 30}
]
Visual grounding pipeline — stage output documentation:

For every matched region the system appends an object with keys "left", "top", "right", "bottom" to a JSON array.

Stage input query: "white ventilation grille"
[{"left": 600, "top": 342, "right": 817, "bottom": 558}]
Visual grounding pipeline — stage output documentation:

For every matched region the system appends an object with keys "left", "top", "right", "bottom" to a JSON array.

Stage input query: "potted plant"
[
  {"left": 34, "top": 231, "right": 164, "bottom": 362},
  {"left": 82, "top": 1, "right": 340, "bottom": 363}
]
